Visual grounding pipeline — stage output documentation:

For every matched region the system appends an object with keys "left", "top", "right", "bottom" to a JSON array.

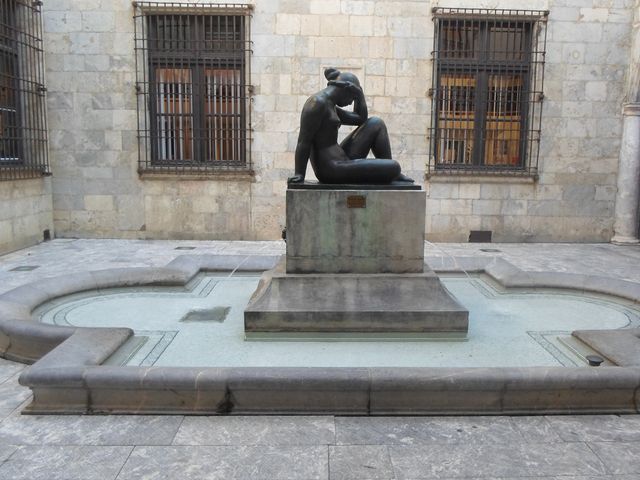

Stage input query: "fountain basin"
[
  {"left": 1, "top": 254, "right": 639, "bottom": 415},
  {"left": 32, "top": 272, "right": 638, "bottom": 369}
]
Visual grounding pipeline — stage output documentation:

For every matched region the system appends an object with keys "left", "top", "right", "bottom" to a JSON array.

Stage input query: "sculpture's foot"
[{"left": 394, "top": 173, "right": 415, "bottom": 183}]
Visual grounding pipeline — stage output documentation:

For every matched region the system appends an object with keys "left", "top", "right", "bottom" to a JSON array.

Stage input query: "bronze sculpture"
[{"left": 288, "top": 68, "right": 414, "bottom": 185}]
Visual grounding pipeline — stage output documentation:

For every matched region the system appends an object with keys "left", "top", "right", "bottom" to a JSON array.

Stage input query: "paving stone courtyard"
[{"left": 0, "top": 239, "right": 639, "bottom": 479}]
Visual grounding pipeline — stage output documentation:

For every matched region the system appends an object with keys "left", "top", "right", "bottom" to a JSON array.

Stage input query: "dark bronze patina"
[{"left": 288, "top": 68, "right": 414, "bottom": 185}]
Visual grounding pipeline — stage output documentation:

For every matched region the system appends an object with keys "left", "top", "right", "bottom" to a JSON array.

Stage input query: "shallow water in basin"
[{"left": 35, "top": 273, "right": 640, "bottom": 368}]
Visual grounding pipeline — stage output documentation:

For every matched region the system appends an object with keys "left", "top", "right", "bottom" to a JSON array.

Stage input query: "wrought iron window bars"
[
  {"left": 133, "top": 2, "right": 253, "bottom": 175},
  {"left": 0, "top": 0, "right": 48, "bottom": 181},
  {"left": 429, "top": 7, "right": 548, "bottom": 177}
]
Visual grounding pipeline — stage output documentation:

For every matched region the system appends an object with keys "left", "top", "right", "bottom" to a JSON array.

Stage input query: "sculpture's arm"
[
  {"left": 336, "top": 83, "right": 367, "bottom": 126},
  {"left": 289, "top": 98, "right": 324, "bottom": 183}
]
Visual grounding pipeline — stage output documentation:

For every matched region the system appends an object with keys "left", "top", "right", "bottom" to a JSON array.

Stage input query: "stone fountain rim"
[{"left": 1, "top": 253, "right": 639, "bottom": 415}]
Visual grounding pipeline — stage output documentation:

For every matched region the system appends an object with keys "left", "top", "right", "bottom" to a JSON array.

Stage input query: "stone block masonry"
[
  {"left": 286, "top": 188, "right": 426, "bottom": 274},
  {"left": 38, "top": 0, "right": 639, "bottom": 242},
  {"left": 423, "top": 0, "right": 636, "bottom": 242},
  {"left": 0, "top": 179, "right": 54, "bottom": 255}
]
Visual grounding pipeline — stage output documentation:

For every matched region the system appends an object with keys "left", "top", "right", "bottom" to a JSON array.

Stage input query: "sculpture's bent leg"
[
  {"left": 317, "top": 158, "right": 401, "bottom": 184},
  {"left": 341, "top": 116, "right": 392, "bottom": 159}
]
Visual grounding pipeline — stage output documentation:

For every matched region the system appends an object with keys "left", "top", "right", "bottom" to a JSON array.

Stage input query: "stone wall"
[
  {"left": 425, "top": 0, "right": 634, "bottom": 242},
  {"left": 0, "top": 178, "right": 53, "bottom": 255},
  {"left": 42, "top": 0, "right": 636, "bottom": 242}
]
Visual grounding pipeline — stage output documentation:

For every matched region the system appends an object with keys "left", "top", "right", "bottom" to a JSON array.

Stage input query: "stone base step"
[{"left": 244, "top": 260, "right": 469, "bottom": 334}]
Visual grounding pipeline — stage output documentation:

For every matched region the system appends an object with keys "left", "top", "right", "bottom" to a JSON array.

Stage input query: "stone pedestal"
[
  {"left": 286, "top": 185, "right": 426, "bottom": 274},
  {"left": 244, "top": 183, "right": 469, "bottom": 335},
  {"left": 245, "top": 259, "right": 468, "bottom": 333}
]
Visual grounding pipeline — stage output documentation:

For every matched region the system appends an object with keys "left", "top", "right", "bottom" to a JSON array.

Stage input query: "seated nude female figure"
[{"left": 288, "top": 68, "right": 414, "bottom": 185}]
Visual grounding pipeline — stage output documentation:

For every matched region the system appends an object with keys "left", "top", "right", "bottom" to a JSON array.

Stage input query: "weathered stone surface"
[
  {"left": 335, "top": 416, "right": 523, "bottom": 446},
  {"left": 0, "top": 179, "right": 53, "bottom": 256},
  {"left": 117, "top": 446, "right": 328, "bottom": 480},
  {"left": 0, "top": 375, "right": 32, "bottom": 411},
  {"left": 329, "top": 445, "right": 394, "bottom": 480},
  {"left": 588, "top": 442, "right": 640, "bottom": 475},
  {"left": 0, "top": 414, "right": 183, "bottom": 446},
  {"left": 572, "top": 329, "right": 640, "bottom": 366},
  {"left": 34, "top": 328, "right": 132, "bottom": 368},
  {"left": 0, "top": 445, "right": 133, "bottom": 480},
  {"left": 29, "top": 0, "right": 637, "bottom": 243},
  {"left": 510, "top": 416, "right": 563, "bottom": 443},
  {"left": 250, "top": 186, "right": 466, "bottom": 334},
  {"left": 546, "top": 414, "right": 640, "bottom": 443},
  {"left": 225, "top": 367, "right": 370, "bottom": 415},
  {"left": 286, "top": 188, "right": 426, "bottom": 274},
  {"left": 173, "top": 416, "right": 335, "bottom": 446},
  {"left": 4, "top": 355, "right": 640, "bottom": 480},
  {"left": 245, "top": 260, "right": 468, "bottom": 333},
  {"left": 0, "top": 359, "right": 24, "bottom": 384},
  {"left": 369, "top": 367, "right": 640, "bottom": 415},
  {"left": 388, "top": 442, "right": 608, "bottom": 478},
  {"left": 0, "top": 445, "right": 18, "bottom": 464},
  {"left": 5, "top": 248, "right": 640, "bottom": 416},
  {"left": 612, "top": 104, "right": 640, "bottom": 243}
]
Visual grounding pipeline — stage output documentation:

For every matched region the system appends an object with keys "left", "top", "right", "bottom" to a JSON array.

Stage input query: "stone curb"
[
  {"left": 0, "top": 255, "right": 281, "bottom": 362},
  {"left": 573, "top": 329, "right": 640, "bottom": 367},
  {"left": 428, "top": 256, "right": 640, "bottom": 302},
  {"left": 18, "top": 365, "right": 640, "bottom": 415},
  {"left": 0, "top": 254, "right": 638, "bottom": 415}
]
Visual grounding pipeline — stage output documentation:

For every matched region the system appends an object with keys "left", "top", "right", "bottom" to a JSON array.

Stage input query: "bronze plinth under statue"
[{"left": 288, "top": 68, "right": 414, "bottom": 185}]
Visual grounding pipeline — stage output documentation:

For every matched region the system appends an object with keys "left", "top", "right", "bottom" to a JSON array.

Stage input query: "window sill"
[
  {"left": 0, "top": 170, "right": 51, "bottom": 182},
  {"left": 426, "top": 171, "right": 537, "bottom": 184},
  {"left": 139, "top": 170, "right": 255, "bottom": 182}
]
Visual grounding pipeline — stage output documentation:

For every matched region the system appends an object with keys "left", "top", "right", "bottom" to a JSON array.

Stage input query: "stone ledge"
[
  {"left": 369, "top": 366, "right": 640, "bottom": 415},
  {"left": 245, "top": 260, "right": 469, "bottom": 333},
  {"left": 288, "top": 181, "right": 422, "bottom": 190},
  {"left": 622, "top": 103, "right": 640, "bottom": 116},
  {"left": 0, "top": 255, "right": 281, "bottom": 363},
  {"left": 0, "top": 253, "right": 639, "bottom": 415},
  {"left": 20, "top": 365, "right": 640, "bottom": 415},
  {"left": 426, "top": 174, "right": 537, "bottom": 184},
  {"left": 573, "top": 329, "right": 640, "bottom": 367},
  {"left": 138, "top": 171, "right": 256, "bottom": 182},
  {"left": 430, "top": 256, "right": 640, "bottom": 302}
]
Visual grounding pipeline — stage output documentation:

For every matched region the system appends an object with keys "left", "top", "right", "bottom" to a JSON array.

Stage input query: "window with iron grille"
[
  {"left": 429, "top": 8, "right": 548, "bottom": 177},
  {"left": 133, "top": 2, "right": 252, "bottom": 175},
  {"left": 0, "top": 0, "right": 48, "bottom": 181}
]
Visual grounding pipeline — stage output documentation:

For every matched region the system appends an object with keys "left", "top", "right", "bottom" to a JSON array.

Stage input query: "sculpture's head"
[{"left": 324, "top": 68, "right": 361, "bottom": 107}]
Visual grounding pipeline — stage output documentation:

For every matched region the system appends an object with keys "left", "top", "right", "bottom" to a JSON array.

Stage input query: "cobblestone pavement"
[{"left": 0, "top": 239, "right": 639, "bottom": 479}]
